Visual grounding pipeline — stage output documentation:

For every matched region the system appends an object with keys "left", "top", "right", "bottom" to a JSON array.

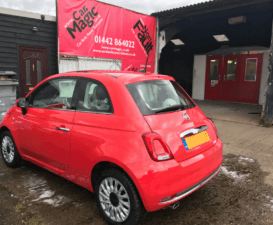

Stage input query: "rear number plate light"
[{"left": 182, "top": 131, "right": 210, "bottom": 150}]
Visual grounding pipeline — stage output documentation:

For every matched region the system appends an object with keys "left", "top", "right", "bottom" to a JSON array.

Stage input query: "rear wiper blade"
[{"left": 155, "top": 105, "right": 184, "bottom": 114}]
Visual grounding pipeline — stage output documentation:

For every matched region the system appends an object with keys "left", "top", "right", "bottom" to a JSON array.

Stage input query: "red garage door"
[
  {"left": 238, "top": 54, "right": 263, "bottom": 104},
  {"left": 205, "top": 53, "right": 263, "bottom": 104},
  {"left": 205, "top": 56, "right": 223, "bottom": 101}
]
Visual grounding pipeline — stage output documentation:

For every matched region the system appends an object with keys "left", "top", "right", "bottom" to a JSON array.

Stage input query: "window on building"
[
  {"left": 209, "top": 60, "right": 219, "bottom": 80},
  {"left": 226, "top": 59, "right": 237, "bottom": 81},
  {"left": 245, "top": 59, "right": 257, "bottom": 81}
]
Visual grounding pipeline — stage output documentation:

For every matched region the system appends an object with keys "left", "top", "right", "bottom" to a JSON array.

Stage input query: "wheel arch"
[
  {"left": 0, "top": 125, "right": 20, "bottom": 154},
  {"left": 0, "top": 126, "right": 10, "bottom": 139},
  {"left": 90, "top": 160, "right": 148, "bottom": 211}
]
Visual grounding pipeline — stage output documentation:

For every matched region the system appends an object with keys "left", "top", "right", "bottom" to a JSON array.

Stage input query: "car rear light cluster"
[
  {"left": 142, "top": 133, "right": 174, "bottom": 161},
  {"left": 207, "top": 118, "right": 218, "bottom": 139}
]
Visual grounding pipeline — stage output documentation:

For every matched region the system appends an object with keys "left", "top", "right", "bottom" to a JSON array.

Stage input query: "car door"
[
  {"left": 69, "top": 78, "right": 114, "bottom": 179},
  {"left": 15, "top": 77, "right": 80, "bottom": 171}
]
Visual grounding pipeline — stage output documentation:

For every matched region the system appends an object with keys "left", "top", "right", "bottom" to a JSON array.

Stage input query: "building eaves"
[
  {"left": 151, "top": 0, "right": 273, "bottom": 17},
  {"left": 0, "top": 7, "right": 56, "bottom": 22},
  {"left": 151, "top": 0, "right": 217, "bottom": 17},
  {"left": 151, "top": 0, "right": 273, "bottom": 28}
]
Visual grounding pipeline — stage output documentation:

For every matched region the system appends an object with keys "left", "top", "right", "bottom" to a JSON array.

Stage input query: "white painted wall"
[
  {"left": 59, "top": 58, "right": 122, "bottom": 73},
  {"left": 259, "top": 50, "right": 270, "bottom": 105},
  {"left": 192, "top": 55, "right": 207, "bottom": 100},
  {"left": 159, "top": 31, "right": 166, "bottom": 55}
]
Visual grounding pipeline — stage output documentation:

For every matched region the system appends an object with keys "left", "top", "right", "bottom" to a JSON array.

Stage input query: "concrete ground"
[
  {"left": 196, "top": 100, "right": 273, "bottom": 186},
  {"left": 1, "top": 100, "right": 273, "bottom": 225},
  {"left": 195, "top": 100, "right": 263, "bottom": 126}
]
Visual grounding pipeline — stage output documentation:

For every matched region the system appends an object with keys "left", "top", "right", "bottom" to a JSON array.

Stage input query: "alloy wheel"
[
  {"left": 2, "top": 136, "right": 15, "bottom": 163},
  {"left": 99, "top": 177, "right": 131, "bottom": 222}
]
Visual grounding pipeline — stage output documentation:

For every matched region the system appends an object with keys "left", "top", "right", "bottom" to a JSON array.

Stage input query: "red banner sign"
[{"left": 58, "top": 0, "right": 157, "bottom": 72}]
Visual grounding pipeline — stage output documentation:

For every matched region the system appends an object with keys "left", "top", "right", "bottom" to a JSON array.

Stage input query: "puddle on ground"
[
  {"left": 264, "top": 195, "right": 273, "bottom": 211},
  {"left": 23, "top": 173, "right": 70, "bottom": 207},
  {"left": 220, "top": 166, "right": 250, "bottom": 182},
  {"left": 238, "top": 156, "right": 255, "bottom": 163}
]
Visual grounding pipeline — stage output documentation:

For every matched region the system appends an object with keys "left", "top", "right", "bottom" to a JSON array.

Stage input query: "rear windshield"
[{"left": 126, "top": 80, "right": 195, "bottom": 115}]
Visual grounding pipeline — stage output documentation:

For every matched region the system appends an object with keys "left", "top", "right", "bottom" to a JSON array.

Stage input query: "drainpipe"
[
  {"left": 262, "top": 20, "right": 273, "bottom": 126},
  {"left": 56, "top": 0, "right": 60, "bottom": 74},
  {"left": 155, "top": 17, "right": 159, "bottom": 74}
]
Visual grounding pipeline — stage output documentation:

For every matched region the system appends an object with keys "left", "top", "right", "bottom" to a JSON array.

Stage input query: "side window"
[
  {"left": 77, "top": 79, "right": 112, "bottom": 113},
  {"left": 29, "top": 78, "right": 77, "bottom": 109}
]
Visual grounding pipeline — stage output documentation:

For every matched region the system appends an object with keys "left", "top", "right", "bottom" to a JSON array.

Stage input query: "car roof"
[{"left": 55, "top": 70, "right": 175, "bottom": 85}]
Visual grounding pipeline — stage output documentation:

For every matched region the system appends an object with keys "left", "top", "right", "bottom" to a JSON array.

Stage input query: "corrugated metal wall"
[
  {"left": 59, "top": 59, "right": 79, "bottom": 73},
  {"left": 0, "top": 13, "right": 58, "bottom": 97},
  {"left": 59, "top": 58, "right": 122, "bottom": 73}
]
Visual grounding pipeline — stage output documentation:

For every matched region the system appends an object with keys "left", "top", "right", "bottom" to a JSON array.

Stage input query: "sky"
[{"left": 1, "top": 0, "right": 210, "bottom": 16}]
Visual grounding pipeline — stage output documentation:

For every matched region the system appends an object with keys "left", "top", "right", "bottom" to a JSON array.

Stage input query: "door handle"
[
  {"left": 56, "top": 127, "right": 70, "bottom": 132},
  {"left": 180, "top": 126, "right": 208, "bottom": 138},
  {"left": 219, "top": 75, "right": 221, "bottom": 81},
  {"left": 224, "top": 75, "right": 226, "bottom": 81}
]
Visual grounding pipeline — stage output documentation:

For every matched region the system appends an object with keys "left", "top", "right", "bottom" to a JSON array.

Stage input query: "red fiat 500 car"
[{"left": 0, "top": 71, "right": 222, "bottom": 225}]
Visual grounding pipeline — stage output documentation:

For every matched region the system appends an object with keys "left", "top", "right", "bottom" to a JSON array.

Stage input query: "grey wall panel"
[
  {"left": 0, "top": 13, "right": 58, "bottom": 98},
  {"left": 0, "top": 15, "right": 56, "bottom": 29}
]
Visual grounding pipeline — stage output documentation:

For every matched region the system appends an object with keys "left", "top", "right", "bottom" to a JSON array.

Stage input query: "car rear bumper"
[
  {"left": 159, "top": 165, "right": 221, "bottom": 205},
  {"left": 127, "top": 138, "right": 223, "bottom": 212}
]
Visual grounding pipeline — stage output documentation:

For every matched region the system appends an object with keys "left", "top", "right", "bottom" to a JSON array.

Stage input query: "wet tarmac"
[{"left": 1, "top": 153, "right": 273, "bottom": 225}]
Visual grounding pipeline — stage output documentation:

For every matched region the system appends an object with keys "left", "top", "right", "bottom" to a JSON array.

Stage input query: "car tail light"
[
  {"left": 207, "top": 118, "right": 218, "bottom": 138},
  {"left": 142, "top": 133, "right": 173, "bottom": 161}
]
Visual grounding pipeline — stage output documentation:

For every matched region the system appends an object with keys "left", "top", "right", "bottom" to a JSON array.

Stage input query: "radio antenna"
[{"left": 138, "top": 52, "right": 150, "bottom": 73}]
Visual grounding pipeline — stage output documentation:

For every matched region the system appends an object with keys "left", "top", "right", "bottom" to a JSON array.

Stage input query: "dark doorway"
[{"left": 19, "top": 46, "right": 49, "bottom": 97}]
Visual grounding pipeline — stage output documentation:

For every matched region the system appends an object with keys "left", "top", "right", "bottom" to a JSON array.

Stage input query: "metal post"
[
  {"left": 56, "top": 0, "right": 60, "bottom": 73},
  {"left": 155, "top": 17, "right": 159, "bottom": 74},
  {"left": 262, "top": 20, "right": 273, "bottom": 126}
]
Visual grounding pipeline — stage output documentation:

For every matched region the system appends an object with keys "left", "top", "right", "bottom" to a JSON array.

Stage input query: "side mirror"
[{"left": 17, "top": 98, "right": 27, "bottom": 115}]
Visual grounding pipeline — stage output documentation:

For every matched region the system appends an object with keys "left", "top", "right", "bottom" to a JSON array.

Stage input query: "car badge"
[{"left": 183, "top": 113, "right": 190, "bottom": 121}]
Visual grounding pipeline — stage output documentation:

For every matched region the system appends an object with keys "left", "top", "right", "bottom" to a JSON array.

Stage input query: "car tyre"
[
  {"left": 94, "top": 168, "right": 146, "bottom": 225},
  {"left": 1, "top": 131, "right": 22, "bottom": 168}
]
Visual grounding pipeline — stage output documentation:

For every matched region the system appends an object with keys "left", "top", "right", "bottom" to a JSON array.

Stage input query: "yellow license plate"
[{"left": 182, "top": 131, "right": 210, "bottom": 150}]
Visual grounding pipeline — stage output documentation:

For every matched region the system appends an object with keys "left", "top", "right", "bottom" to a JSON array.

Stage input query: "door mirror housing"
[{"left": 17, "top": 98, "right": 27, "bottom": 115}]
